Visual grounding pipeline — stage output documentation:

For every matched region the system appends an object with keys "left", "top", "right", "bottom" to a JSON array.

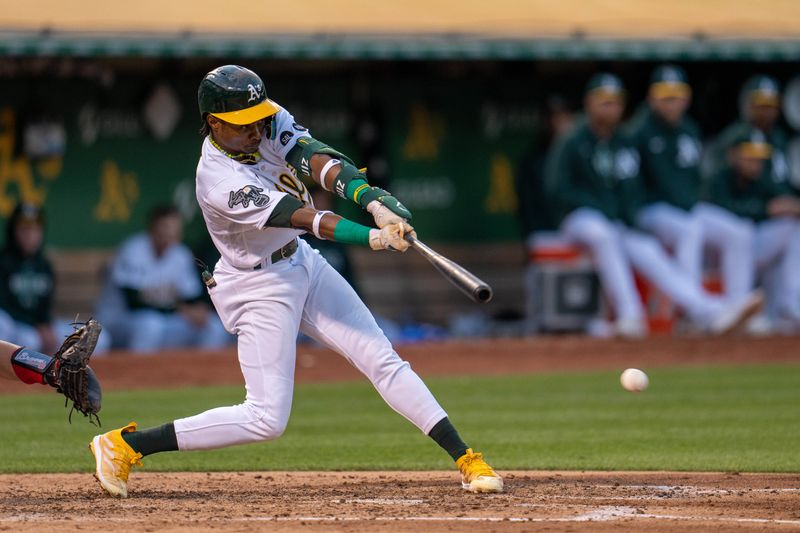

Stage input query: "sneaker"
[
  {"left": 708, "top": 290, "right": 764, "bottom": 335},
  {"left": 615, "top": 318, "right": 648, "bottom": 339},
  {"left": 89, "top": 422, "right": 143, "bottom": 498},
  {"left": 744, "top": 313, "right": 774, "bottom": 336},
  {"left": 456, "top": 448, "right": 503, "bottom": 493}
]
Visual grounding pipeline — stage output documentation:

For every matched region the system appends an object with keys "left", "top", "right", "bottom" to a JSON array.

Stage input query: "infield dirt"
[{"left": 1, "top": 471, "right": 799, "bottom": 531}]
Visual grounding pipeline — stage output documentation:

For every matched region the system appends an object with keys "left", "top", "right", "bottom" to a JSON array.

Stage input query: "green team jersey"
[
  {"left": 626, "top": 106, "right": 703, "bottom": 211},
  {"left": 705, "top": 164, "right": 793, "bottom": 222},
  {"left": 709, "top": 120, "right": 791, "bottom": 188},
  {"left": 545, "top": 117, "right": 643, "bottom": 226},
  {"left": 0, "top": 248, "right": 54, "bottom": 326}
]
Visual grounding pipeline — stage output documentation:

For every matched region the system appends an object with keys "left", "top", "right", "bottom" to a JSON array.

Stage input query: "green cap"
[
  {"left": 733, "top": 127, "right": 772, "bottom": 159},
  {"left": 585, "top": 73, "right": 625, "bottom": 101},
  {"left": 649, "top": 65, "right": 690, "bottom": 98},
  {"left": 198, "top": 65, "right": 280, "bottom": 125},
  {"left": 741, "top": 75, "right": 781, "bottom": 107}
]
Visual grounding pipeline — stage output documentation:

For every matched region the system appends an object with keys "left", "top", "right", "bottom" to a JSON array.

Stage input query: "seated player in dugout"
[
  {"left": 544, "top": 73, "right": 763, "bottom": 338},
  {"left": 705, "top": 129, "right": 800, "bottom": 329},
  {"left": 0, "top": 203, "right": 59, "bottom": 352},
  {"left": 628, "top": 65, "right": 757, "bottom": 307},
  {"left": 708, "top": 75, "right": 795, "bottom": 192},
  {"left": 95, "top": 205, "right": 232, "bottom": 353},
  {"left": 0, "top": 203, "right": 111, "bottom": 353},
  {"left": 88, "top": 65, "right": 502, "bottom": 498}
]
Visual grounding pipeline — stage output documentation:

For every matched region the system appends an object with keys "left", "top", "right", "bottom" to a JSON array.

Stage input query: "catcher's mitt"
[{"left": 48, "top": 319, "right": 103, "bottom": 425}]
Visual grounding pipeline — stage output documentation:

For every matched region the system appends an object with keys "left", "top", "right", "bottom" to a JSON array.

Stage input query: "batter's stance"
[{"left": 89, "top": 65, "right": 502, "bottom": 497}]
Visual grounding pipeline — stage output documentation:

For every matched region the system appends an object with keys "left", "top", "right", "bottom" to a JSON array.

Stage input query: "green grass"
[{"left": 1, "top": 364, "right": 799, "bottom": 473}]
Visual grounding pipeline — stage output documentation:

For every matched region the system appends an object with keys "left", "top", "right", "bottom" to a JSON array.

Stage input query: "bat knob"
[{"left": 475, "top": 286, "right": 493, "bottom": 303}]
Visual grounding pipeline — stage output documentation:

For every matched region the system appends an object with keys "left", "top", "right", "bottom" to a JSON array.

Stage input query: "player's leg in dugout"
[
  {"left": 0, "top": 310, "right": 42, "bottom": 351},
  {"left": 126, "top": 310, "right": 172, "bottom": 353},
  {"left": 171, "top": 252, "right": 308, "bottom": 450},
  {"left": 755, "top": 217, "right": 800, "bottom": 323},
  {"left": 692, "top": 203, "right": 755, "bottom": 302},
  {"left": 296, "top": 239, "right": 448, "bottom": 435},
  {"left": 158, "top": 312, "right": 232, "bottom": 351},
  {"left": 619, "top": 226, "right": 723, "bottom": 324},
  {"left": 637, "top": 202, "right": 703, "bottom": 288},
  {"left": 782, "top": 226, "right": 800, "bottom": 322},
  {"left": 195, "top": 312, "right": 234, "bottom": 349},
  {"left": 0, "top": 310, "right": 22, "bottom": 351},
  {"left": 561, "top": 208, "right": 646, "bottom": 324}
]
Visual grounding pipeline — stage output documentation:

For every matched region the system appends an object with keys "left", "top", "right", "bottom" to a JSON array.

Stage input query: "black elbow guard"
[
  {"left": 285, "top": 137, "right": 355, "bottom": 180},
  {"left": 265, "top": 195, "right": 305, "bottom": 228}
]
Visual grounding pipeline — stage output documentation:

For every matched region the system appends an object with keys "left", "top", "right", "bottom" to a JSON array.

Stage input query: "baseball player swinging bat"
[{"left": 404, "top": 234, "right": 493, "bottom": 304}]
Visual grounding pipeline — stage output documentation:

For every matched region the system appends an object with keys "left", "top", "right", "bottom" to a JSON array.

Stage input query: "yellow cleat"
[
  {"left": 456, "top": 448, "right": 503, "bottom": 493},
  {"left": 89, "top": 421, "right": 143, "bottom": 498}
]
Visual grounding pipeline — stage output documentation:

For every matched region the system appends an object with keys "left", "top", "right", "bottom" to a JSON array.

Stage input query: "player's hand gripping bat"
[{"left": 404, "top": 234, "right": 493, "bottom": 304}]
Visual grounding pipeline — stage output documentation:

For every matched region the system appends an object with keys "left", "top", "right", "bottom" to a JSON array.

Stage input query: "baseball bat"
[{"left": 404, "top": 234, "right": 493, "bottom": 304}]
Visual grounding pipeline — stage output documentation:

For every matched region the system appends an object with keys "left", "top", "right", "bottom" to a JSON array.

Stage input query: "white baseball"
[{"left": 620, "top": 368, "right": 649, "bottom": 392}]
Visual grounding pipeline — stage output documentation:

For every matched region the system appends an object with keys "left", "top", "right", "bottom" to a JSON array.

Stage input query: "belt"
[{"left": 253, "top": 239, "right": 298, "bottom": 270}]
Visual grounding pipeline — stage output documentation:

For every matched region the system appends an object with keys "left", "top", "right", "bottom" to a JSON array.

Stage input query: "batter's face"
[
  {"left": 207, "top": 115, "right": 267, "bottom": 154},
  {"left": 649, "top": 95, "right": 690, "bottom": 126}
]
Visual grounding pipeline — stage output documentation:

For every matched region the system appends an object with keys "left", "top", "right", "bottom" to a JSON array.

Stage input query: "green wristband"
[
  {"left": 331, "top": 161, "right": 364, "bottom": 200},
  {"left": 332, "top": 218, "right": 372, "bottom": 246},
  {"left": 345, "top": 178, "right": 370, "bottom": 203}
]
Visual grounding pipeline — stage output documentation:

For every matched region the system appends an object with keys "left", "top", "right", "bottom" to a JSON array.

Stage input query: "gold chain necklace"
[{"left": 208, "top": 136, "right": 261, "bottom": 165}]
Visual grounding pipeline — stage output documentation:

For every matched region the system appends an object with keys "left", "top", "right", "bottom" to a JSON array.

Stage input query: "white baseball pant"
[{"left": 173, "top": 239, "right": 448, "bottom": 450}]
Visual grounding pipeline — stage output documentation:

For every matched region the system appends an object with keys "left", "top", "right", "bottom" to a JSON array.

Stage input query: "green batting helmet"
[{"left": 198, "top": 65, "right": 280, "bottom": 125}]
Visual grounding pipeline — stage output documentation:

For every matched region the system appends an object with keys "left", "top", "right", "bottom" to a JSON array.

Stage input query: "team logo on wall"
[
  {"left": 280, "top": 131, "right": 294, "bottom": 146},
  {"left": 247, "top": 84, "right": 262, "bottom": 103},
  {"left": 228, "top": 185, "right": 271, "bottom": 209}
]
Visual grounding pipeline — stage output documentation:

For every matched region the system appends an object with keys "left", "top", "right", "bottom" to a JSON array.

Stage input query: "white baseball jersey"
[
  {"left": 173, "top": 102, "right": 449, "bottom": 452},
  {"left": 111, "top": 233, "right": 202, "bottom": 309},
  {"left": 195, "top": 106, "right": 313, "bottom": 269}
]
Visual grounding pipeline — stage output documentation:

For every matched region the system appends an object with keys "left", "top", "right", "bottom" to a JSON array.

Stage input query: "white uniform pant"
[
  {"left": 637, "top": 202, "right": 755, "bottom": 302},
  {"left": 173, "top": 240, "right": 447, "bottom": 450},
  {"left": 754, "top": 217, "right": 800, "bottom": 321},
  {"left": 562, "top": 208, "right": 722, "bottom": 323}
]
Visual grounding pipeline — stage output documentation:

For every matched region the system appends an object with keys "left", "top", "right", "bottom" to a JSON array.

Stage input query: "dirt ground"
[
  {"left": 1, "top": 336, "right": 799, "bottom": 531},
  {"left": 1, "top": 471, "right": 799, "bottom": 531}
]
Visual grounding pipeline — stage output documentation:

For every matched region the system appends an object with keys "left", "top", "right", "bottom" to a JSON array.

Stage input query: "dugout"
[{"left": 1, "top": 0, "right": 799, "bottom": 325}]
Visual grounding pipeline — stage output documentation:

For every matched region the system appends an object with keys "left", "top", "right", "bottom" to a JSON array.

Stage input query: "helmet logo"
[{"left": 247, "top": 83, "right": 262, "bottom": 103}]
